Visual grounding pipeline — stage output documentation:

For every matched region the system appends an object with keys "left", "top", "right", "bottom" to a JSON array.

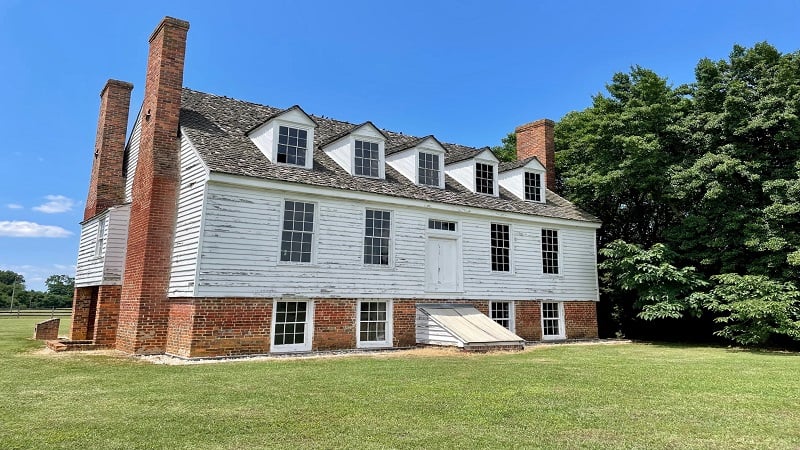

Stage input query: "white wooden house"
[{"left": 68, "top": 16, "right": 600, "bottom": 358}]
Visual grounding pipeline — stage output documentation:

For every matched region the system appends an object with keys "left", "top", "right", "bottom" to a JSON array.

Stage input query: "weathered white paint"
[
  {"left": 209, "top": 172, "right": 601, "bottom": 230},
  {"left": 322, "top": 134, "right": 352, "bottom": 174},
  {"left": 124, "top": 112, "right": 143, "bottom": 203},
  {"left": 248, "top": 108, "right": 316, "bottom": 169},
  {"left": 425, "top": 237, "right": 460, "bottom": 292},
  {"left": 193, "top": 180, "right": 599, "bottom": 301},
  {"left": 168, "top": 133, "right": 210, "bottom": 296},
  {"left": 499, "top": 158, "right": 546, "bottom": 202},
  {"left": 416, "top": 307, "right": 462, "bottom": 347},
  {"left": 75, "top": 205, "right": 131, "bottom": 287}
]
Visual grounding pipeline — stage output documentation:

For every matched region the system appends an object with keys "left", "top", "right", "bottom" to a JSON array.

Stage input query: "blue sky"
[{"left": 1, "top": 0, "right": 798, "bottom": 290}]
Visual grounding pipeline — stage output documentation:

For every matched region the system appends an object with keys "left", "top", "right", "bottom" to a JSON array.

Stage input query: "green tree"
[
  {"left": 491, "top": 132, "right": 517, "bottom": 162},
  {"left": 45, "top": 275, "right": 74, "bottom": 297}
]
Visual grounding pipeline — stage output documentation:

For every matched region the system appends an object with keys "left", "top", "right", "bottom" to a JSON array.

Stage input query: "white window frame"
[
  {"left": 94, "top": 216, "right": 107, "bottom": 259},
  {"left": 524, "top": 170, "right": 546, "bottom": 203},
  {"left": 490, "top": 223, "right": 513, "bottom": 273},
  {"left": 356, "top": 300, "right": 393, "bottom": 348},
  {"left": 474, "top": 160, "right": 498, "bottom": 196},
  {"left": 541, "top": 301, "right": 565, "bottom": 340},
  {"left": 278, "top": 199, "right": 317, "bottom": 265},
  {"left": 416, "top": 148, "right": 445, "bottom": 188},
  {"left": 272, "top": 120, "right": 315, "bottom": 170},
  {"left": 362, "top": 208, "right": 393, "bottom": 267},
  {"left": 351, "top": 136, "right": 385, "bottom": 179},
  {"left": 489, "top": 301, "right": 515, "bottom": 332},
  {"left": 270, "top": 299, "right": 314, "bottom": 353},
  {"left": 541, "top": 228, "right": 561, "bottom": 275}
]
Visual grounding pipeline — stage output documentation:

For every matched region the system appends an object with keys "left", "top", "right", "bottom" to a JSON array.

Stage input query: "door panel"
[{"left": 426, "top": 237, "right": 459, "bottom": 292}]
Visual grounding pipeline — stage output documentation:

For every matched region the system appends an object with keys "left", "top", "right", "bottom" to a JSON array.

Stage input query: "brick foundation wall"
[
  {"left": 166, "top": 298, "right": 272, "bottom": 358},
  {"left": 34, "top": 318, "right": 60, "bottom": 340},
  {"left": 70, "top": 286, "right": 97, "bottom": 341},
  {"left": 565, "top": 301, "right": 599, "bottom": 339},
  {"left": 93, "top": 285, "right": 122, "bottom": 344},
  {"left": 154, "top": 297, "right": 598, "bottom": 358},
  {"left": 515, "top": 301, "right": 542, "bottom": 341},
  {"left": 314, "top": 299, "right": 356, "bottom": 351}
]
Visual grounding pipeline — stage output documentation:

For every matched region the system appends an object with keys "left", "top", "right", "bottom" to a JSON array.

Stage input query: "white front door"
[{"left": 426, "top": 237, "right": 459, "bottom": 292}]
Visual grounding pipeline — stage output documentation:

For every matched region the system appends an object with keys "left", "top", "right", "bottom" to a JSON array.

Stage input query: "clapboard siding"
[
  {"left": 195, "top": 181, "right": 599, "bottom": 301},
  {"left": 75, "top": 205, "right": 130, "bottom": 287},
  {"left": 124, "top": 113, "right": 142, "bottom": 203},
  {"left": 168, "top": 134, "right": 209, "bottom": 296}
]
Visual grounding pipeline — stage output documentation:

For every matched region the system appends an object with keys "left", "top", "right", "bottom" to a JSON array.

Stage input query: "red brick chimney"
[
  {"left": 116, "top": 17, "right": 189, "bottom": 355},
  {"left": 515, "top": 119, "right": 556, "bottom": 192},
  {"left": 84, "top": 80, "right": 133, "bottom": 221}
]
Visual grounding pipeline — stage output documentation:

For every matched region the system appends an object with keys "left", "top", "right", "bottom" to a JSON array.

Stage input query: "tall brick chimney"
[
  {"left": 84, "top": 80, "right": 133, "bottom": 220},
  {"left": 515, "top": 119, "right": 556, "bottom": 192},
  {"left": 116, "top": 17, "right": 189, "bottom": 355}
]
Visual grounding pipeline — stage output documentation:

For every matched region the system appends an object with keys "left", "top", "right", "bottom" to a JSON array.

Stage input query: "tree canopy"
[{"left": 497, "top": 42, "right": 800, "bottom": 346}]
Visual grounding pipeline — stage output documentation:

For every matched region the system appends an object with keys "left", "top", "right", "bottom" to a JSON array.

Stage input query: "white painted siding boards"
[
  {"left": 499, "top": 170, "right": 524, "bottom": 200},
  {"left": 124, "top": 113, "right": 142, "bottom": 203},
  {"left": 195, "top": 180, "right": 599, "bottom": 301},
  {"left": 75, "top": 205, "right": 131, "bottom": 287},
  {"left": 168, "top": 134, "right": 209, "bottom": 296}
]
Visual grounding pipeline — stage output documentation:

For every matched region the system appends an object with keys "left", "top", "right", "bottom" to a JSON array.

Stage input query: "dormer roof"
[
  {"left": 246, "top": 104, "right": 317, "bottom": 135},
  {"left": 499, "top": 156, "right": 545, "bottom": 173},
  {"left": 320, "top": 121, "right": 388, "bottom": 148},
  {"left": 386, "top": 135, "right": 447, "bottom": 155}
]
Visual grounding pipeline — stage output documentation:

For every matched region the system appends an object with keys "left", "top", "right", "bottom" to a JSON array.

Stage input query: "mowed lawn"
[{"left": 1, "top": 317, "right": 798, "bottom": 449}]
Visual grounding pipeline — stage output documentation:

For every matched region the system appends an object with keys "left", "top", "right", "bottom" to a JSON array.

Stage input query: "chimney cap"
[
  {"left": 149, "top": 16, "right": 190, "bottom": 43},
  {"left": 515, "top": 118, "right": 554, "bottom": 134},
  {"left": 99, "top": 79, "right": 133, "bottom": 97}
]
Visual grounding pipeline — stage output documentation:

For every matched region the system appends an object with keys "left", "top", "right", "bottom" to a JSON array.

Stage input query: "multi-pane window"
[
  {"left": 94, "top": 218, "right": 106, "bottom": 258},
  {"left": 476, "top": 163, "right": 494, "bottom": 195},
  {"left": 358, "top": 301, "right": 388, "bottom": 344},
  {"left": 418, "top": 152, "right": 441, "bottom": 187},
  {"left": 542, "top": 302, "right": 564, "bottom": 338},
  {"left": 273, "top": 301, "right": 307, "bottom": 346},
  {"left": 525, "top": 172, "right": 543, "bottom": 202},
  {"left": 277, "top": 125, "right": 308, "bottom": 166},
  {"left": 364, "top": 209, "right": 391, "bottom": 265},
  {"left": 490, "top": 301, "right": 513, "bottom": 330},
  {"left": 491, "top": 223, "right": 510, "bottom": 272},
  {"left": 541, "top": 228, "right": 559, "bottom": 274},
  {"left": 354, "top": 140, "right": 380, "bottom": 177},
  {"left": 428, "top": 219, "right": 457, "bottom": 232},
  {"left": 280, "top": 201, "right": 315, "bottom": 263}
]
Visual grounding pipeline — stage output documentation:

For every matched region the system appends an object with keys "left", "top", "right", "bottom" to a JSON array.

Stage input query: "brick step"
[{"left": 46, "top": 339, "right": 111, "bottom": 352}]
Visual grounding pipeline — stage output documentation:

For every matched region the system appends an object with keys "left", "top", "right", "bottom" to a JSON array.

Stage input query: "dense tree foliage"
[
  {"left": 549, "top": 42, "right": 800, "bottom": 345},
  {"left": 0, "top": 270, "right": 73, "bottom": 310}
]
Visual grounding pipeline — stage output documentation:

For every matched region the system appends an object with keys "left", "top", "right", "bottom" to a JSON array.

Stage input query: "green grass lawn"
[{"left": 1, "top": 317, "right": 798, "bottom": 449}]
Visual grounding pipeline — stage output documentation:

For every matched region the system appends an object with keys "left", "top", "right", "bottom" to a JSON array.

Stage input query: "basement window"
[
  {"left": 357, "top": 300, "right": 392, "bottom": 348},
  {"left": 490, "top": 301, "right": 514, "bottom": 331},
  {"left": 541, "top": 302, "right": 565, "bottom": 339}
]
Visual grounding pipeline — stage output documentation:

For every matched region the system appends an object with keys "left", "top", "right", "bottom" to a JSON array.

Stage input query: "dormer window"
[
  {"left": 354, "top": 140, "right": 380, "bottom": 177},
  {"left": 277, "top": 126, "right": 308, "bottom": 166},
  {"left": 524, "top": 171, "right": 543, "bottom": 202},
  {"left": 476, "top": 162, "right": 495, "bottom": 195},
  {"left": 247, "top": 105, "right": 317, "bottom": 170},
  {"left": 419, "top": 151, "right": 441, "bottom": 187}
]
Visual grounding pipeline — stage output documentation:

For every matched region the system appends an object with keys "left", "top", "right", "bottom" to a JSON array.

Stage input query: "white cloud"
[
  {"left": 33, "top": 195, "right": 76, "bottom": 214},
  {"left": 0, "top": 221, "right": 73, "bottom": 238},
  {"left": 6, "top": 203, "right": 23, "bottom": 209}
]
